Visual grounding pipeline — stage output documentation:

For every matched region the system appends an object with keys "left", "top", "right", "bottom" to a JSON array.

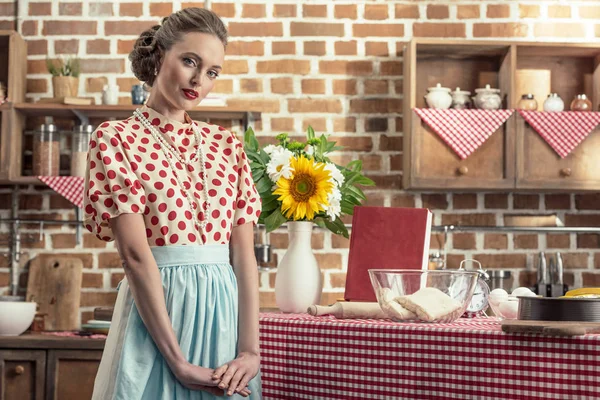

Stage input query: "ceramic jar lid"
[
  {"left": 475, "top": 84, "right": 500, "bottom": 94},
  {"left": 427, "top": 83, "right": 451, "bottom": 92},
  {"left": 452, "top": 87, "right": 471, "bottom": 95}
]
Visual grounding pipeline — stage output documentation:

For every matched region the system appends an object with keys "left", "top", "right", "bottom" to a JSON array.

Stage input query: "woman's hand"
[
  {"left": 173, "top": 362, "right": 252, "bottom": 397},
  {"left": 212, "top": 352, "right": 260, "bottom": 396}
]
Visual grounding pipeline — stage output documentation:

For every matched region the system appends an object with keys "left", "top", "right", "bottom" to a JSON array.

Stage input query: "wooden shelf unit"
[{"left": 403, "top": 39, "right": 600, "bottom": 192}]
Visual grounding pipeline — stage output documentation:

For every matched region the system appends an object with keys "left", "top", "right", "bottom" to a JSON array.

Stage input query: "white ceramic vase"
[{"left": 275, "top": 221, "right": 322, "bottom": 313}]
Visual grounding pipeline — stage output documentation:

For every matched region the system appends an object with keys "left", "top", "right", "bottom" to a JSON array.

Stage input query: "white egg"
[
  {"left": 511, "top": 287, "right": 536, "bottom": 297},
  {"left": 498, "top": 300, "right": 519, "bottom": 319},
  {"left": 489, "top": 288, "right": 509, "bottom": 305}
]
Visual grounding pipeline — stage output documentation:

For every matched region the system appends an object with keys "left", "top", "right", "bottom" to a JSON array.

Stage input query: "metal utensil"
[
  {"left": 556, "top": 252, "right": 563, "bottom": 285},
  {"left": 537, "top": 251, "right": 547, "bottom": 286}
]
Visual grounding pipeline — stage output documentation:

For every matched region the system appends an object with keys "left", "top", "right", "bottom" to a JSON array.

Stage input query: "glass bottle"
[
  {"left": 517, "top": 94, "right": 538, "bottom": 111},
  {"left": 570, "top": 94, "right": 592, "bottom": 111},
  {"left": 71, "top": 125, "right": 93, "bottom": 177},
  {"left": 33, "top": 123, "right": 60, "bottom": 176}
]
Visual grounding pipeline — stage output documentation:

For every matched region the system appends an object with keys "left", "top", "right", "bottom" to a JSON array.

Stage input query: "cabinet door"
[
  {"left": 404, "top": 111, "right": 516, "bottom": 190},
  {"left": 46, "top": 350, "right": 102, "bottom": 400},
  {"left": 0, "top": 350, "right": 46, "bottom": 400},
  {"left": 516, "top": 117, "right": 600, "bottom": 190}
]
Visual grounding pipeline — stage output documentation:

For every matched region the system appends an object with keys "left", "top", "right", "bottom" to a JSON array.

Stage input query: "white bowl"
[{"left": 0, "top": 299, "right": 37, "bottom": 336}]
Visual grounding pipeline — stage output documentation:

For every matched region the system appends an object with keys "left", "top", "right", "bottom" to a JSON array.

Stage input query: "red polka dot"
[
  {"left": 160, "top": 226, "right": 169, "bottom": 235},
  {"left": 188, "top": 233, "right": 196, "bottom": 242},
  {"left": 158, "top": 203, "right": 167, "bottom": 212},
  {"left": 103, "top": 156, "right": 112, "bottom": 165},
  {"left": 151, "top": 216, "right": 159, "bottom": 225},
  {"left": 148, "top": 193, "right": 157, "bottom": 202},
  {"left": 195, "top": 182, "right": 204, "bottom": 191},
  {"left": 167, "top": 188, "right": 175, "bottom": 198},
  {"left": 168, "top": 211, "right": 177, "bottom": 221},
  {"left": 95, "top": 172, "right": 105, "bottom": 181},
  {"left": 137, "top": 146, "right": 146, "bottom": 153},
  {"left": 150, "top": 152, "right": 158, "bottom": 160},
  {"left": 220, "top": 198, "right": 227, "bottom": 206},
  {"left": 227, "top": 210, "right": 232, "bottom": 218},
  {"left": 226, "top": 188, "right": 233, "bottom": 196},
  {"left": 131, "top": 204, "right": 140, "bottom": 212},
  {"left": 155, "top": 182, "right": 164, "bottom": 190},
  {"left": 201, "top": 234, "right": 207, "bottom": 243},
  {"left": 141, "top": 173, "right": 151, "bottom": 181},
  {"left": 146, "top": 229, "right": 152, "bottom": 238},
  {"left": 212, "top": 210, "right": 220, "bottom": 218},
  {"left": 237, "top": 199, "right": 246, "bottom": 209},
  {"left": 212, "top": 179, "right": 221, "bottom": 186},
  {"left": 214, "top": 232, "right": 221, "bottom": 241},
  {"left": 118, "top": 194, "right": 128, "bottom": 203},
  {"left": 107, "top": 170, "right": 116, "bottom": 179},
  {"left": 156, "top": 238, "right": 165, "bottom": 246},
  {"left": 101, "top": 212, "right": 111, "bottom": 220},
  {"left": 141, "top": 137, "right": 149, "bottom": 144},
  {"left": 221, "top": 219, "right": 227, "bottom": 229},
  {"left": 131, "top": 162, "right": 138, "bottom": 171},
  {"left": 169, "top": 234, "right": 178, "bottom": 244},
  {"left": 178, "top": 221, "right": 186, "bottom": 230},
  {"left": 99, "top": 143, "right": 107, "bottom": 151},
  {"left": 237, "top": 218, "right": 246, "bottom": 225},
  {"left": 146, "top": 164, "right": 155, "bottom": 171},
  {"left": 115, "top": 152, "right": 124, "bottom": 162},
  {"left": 185, "top": 211, "right": 192, "bottom": 220},
  {"left": 224, "top": 148, "right": 232, "bottom": 156},
  {"left": 205, "top": 223, "right": 213, "bottom": 232},
  {"left": 216, "top": 171, "right": 225, "bottom": 178},
  {"left": 159, "top": 170, "right": 167, "bottom": 178},
  {"left": 247, "top": 206, "right": 253, "bottom": 215},
  {"left": 176, "top": 198, "right": 183, "bottom": 207}
]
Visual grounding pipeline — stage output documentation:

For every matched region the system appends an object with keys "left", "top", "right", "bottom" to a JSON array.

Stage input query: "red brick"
[
  {"left": 87, "top": 39, "right": 110, "bottom": 55},
  {"left": 304, "top": 41, "right": 326, "bottom": 56},
  {"left": 365, "top": 4, "right": 388, "bottom": 20},
  {"left": 364, "top": 80, "right": 389, "bottom": 95},
  {"left": 51, "top": 233, "right": 77, "bottom": 249},
  {"left": 115, "top": 77, "right": 138, "bottom": 92},
  {"left": 333, "top": 79, "right": 357, "bottom": 95},
  {"left": 105, "top": 21, "right": 154, "bottom": 36},
  {"left": 0, "top": 3, "right": 15, "bottom": 16},
  {"left": 291, "top": 22, "right": 344, "bottom": 37},
  {"left": 27, "top": 79, "right": 48, "bottom": 93},
  {"left": 240, "top": 79, "right": 263, "bottom": 93},
  {"left": 484, "top": 234, "right": 508, "bottom": 249},
  {"left": 0, "top": 21, "right": 15, "bottom": 30},
  {"left": 303, "top": 4, "right": 327, "bottom": 18},
  {"left": 230, "top": 22, "right": 283, "bottom": 37},
  {"left": 547, "top": 234, "right": 570, "bottom": 249},
  {"left": 427, "top": 5, "right": 449, "bottom": 19},
  {"left": 257, "top": 60, "right": 310, "bottom": 74},
  {"left": 288, "top": 99, "right": 342, "bottom": 113},
  {"left": 333, "top": 117, "right": 356, "bottom": 133},
  {"left": 366, "top": 42, "right": 389, "bottom": 57},
  {"left": 320, "top": 61, "right": 372, "bottom": 76},
  {"left": 301, "top": 79, "right": 325, "bottom": 94},
  {"left": 391, "top": 194, "right": 415, "bottom": 208},
  {"left": 80, "top": 292, "right": 117, "bottom": 307},
  {"left": 583, "top": 273, "right": 600, "bottom": 286},
  {"left": 545, "top": 194, "right": 571, "bottom": 209},
  {"left": 514, "top": 234, "right": 538, "bottom": 249},
  {"left": 473, "top": 23, "right": 528, "bottom": 38},
  {"left": 379, "top": 135, "right": 402, "bottom": 151},
  {"left": 565, "top": 214, "right": 600, "bottom": 227},
  {"left": 223, "top": 60, "right": 249, "bottom": 74},
  {"left": 316, "top": 254, "right": 342, "bottom": 270},
  {"left": 414, "top": 23, "right": 466, "bottom": 38},
  {"left": 226, "top": 98, "right": 280, "bottom": 113},
  {"left": 150, "top": 3, "right": 172, "bottom": 17},
  {"left": 575, "top": 194, "right": 600, "bottom": 210},
  {"left": 117, "top": 39, "right": 135, "bottom": 55},
  {"left": 329, "top": 272, "right": 346, "bottom": 289},
  {"left": 457, "top": 5, "right": 480, "bottom": 19},
  {"left": 89, "top": 3, "right": 113, "bottom": 17},
  {"left": 422, "top": 194, "right": 448, "bottom": 210},
  {"left": 441, "top": 213, "right": 497, "bottom": 226},
  {"left": 59, "top": 2, "right": 82, "bottom": 16},
  {"left": 332, "top": 235, "right": 349, "bottom": 249},
  {"left": 349, "top": 99, "right": 401, "bottom": 113},
  {"left": 21, "top": 21, "right": 38, "bottom": 36},
  {"left": 29, "top": 2, "right": 51, "bottom": 16},
  {"left": 486, "top": 4, "right": 510, "bottom": 18},
  {"left": 271, "top": 118, "right": 294, "bottom": 132},
  {"left": 302, "top": 118, "right": 326, "bottom": 132},
  {"left": 271, "top": 41, "right": 295, "bottom": 55},
  {"left": 473, "top": 254, "right": 528, "bottom": 269},
  {"left": 513, "top": 194, "right": 539, "bottom": 209},
  {"left": 331, "top": 136, "right": 372, "bottom": 152},
  {"left": 273, "top": 4, "right": 296, "bottom": 18},
  {"left": 335, "top": 41, "right": 357, "bottom": 56},
  {"left": 353, "top": 24, "right": 403, "bottom": 37},
  {"left": 27, "top": 39, "right": 47, "bottom": 56},
  {"left": 453, "top": 233, "right": 476, "bottom": 250},
  {"left": 548, "top": 5, "right": 571, "bottom": 18},
  {"left": 82, "top": 273, "right": 103, "bottom": 288},
  {"left": 453, "top": 194, "right": 477, "bottom": 209},
  {"left": 577, "top": 234, "right": 600, "bottom": 248},
  {"left": 242, "top": 4, "right": 265, "bottom": 18},
  {"left": 535, "top": 23, "right": 585, "bottom": 38},
  {"left": 119, "top": 3, "right": 142, "bottom": 17},
  {"left": 83, "top": 233, "right": 107, "bottom": 248},
  {"left": 390, "top": 154, "right": 402, "bottom": 171},
  {"left": 270, "top": 78, "right": 293, "bottom": 94},
  {"left": 80, "top": 59, "right": 125, "bottom": 74},
  {"left": 44, "top": 21, "right": 97, "bottom": 35},
  {"left": 54, "top": 39, "right": 79, "bottom": 54},
  {"left": 213, "top": 79, "right": 232, "bottom": 94},
  {"left": 227, "top": 41, "right": 264, "bottom": 56},
  {"left": 519, "top": 5, "right": 539, "bottom": 18},
  {"left": 395, "top": 5, "right": 419, "bottom": 19},
  {"left": 484, "top": 194, "right": 508, "bottom": 209},
  {"left": 335, "top": 4, "right": 356, "bottom": 19},
  {"left": 381, "top": 61, "right": 402, "bottom": 76}
]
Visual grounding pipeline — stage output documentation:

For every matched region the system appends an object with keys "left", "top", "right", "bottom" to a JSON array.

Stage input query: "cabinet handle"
[
  {"left": 457, "top": 166, "right": 469, "bottom": 175},
  {"left": 560, "top": 168, "right": 572, "bottom": 177},
  {"left": 15, "top": 365, "right": 24, "bottom": 375}
]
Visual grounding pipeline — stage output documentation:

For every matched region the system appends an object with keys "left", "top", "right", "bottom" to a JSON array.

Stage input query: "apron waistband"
[{"left": 150, "top": 245, "right": 230, "bottom": 268}]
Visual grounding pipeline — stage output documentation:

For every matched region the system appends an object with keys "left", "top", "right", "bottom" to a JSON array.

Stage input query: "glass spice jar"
[
  {"left": 517, "top": 94, "right": 538, "bottom": 111},
  {"left": 71, "top": 125, "right": 93, "bottom": 177},
  {"left": 570, "top": 94, "right": 592, "bottom": 111},
  {"left": 33, "top": 123, "right": 60, "bottom": 176}
]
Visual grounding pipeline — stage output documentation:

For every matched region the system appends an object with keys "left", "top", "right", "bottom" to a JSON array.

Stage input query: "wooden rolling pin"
[{"left": 307, "top": 302, "right": 388, "bottom": 319}]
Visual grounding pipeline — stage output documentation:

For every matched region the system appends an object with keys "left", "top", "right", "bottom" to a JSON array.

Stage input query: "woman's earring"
[{"left": 154, "top": 68, "right": 158, "bottom": 76}]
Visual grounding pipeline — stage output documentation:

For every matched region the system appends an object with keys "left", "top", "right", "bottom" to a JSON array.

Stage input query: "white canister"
[
  {"left": 543, "top": 93, "right": 564, "bottom": 112},
  {"left": 451, "top": 87, "right": 472, "bottom": 109},
  {"left": 102, "top": 84, "right": 120, "bottom": 105},
  {"left": 424, "top": 83, "right": 452, "bottom": 109},
  {"left": 472, "top": 84, "right": 502, "bottom": 110}
]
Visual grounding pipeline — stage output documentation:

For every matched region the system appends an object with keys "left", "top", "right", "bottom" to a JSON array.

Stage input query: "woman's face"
[{"left": 153, "top": 31, "right": 225, "bottom": 110}]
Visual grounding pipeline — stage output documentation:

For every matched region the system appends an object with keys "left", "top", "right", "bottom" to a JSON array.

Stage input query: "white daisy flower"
[
  {"left": 305, "top": 145, "right": 315, "bottom": 156},
  {"left": 324, "top": 163, "right": 345, "bottom": 187},
  {"left": 325, "top": 188, "right": 342, "bottom": 219},
  {"left": 263, "top": 144, "right": 278, "bottom": 155},
  {"left": 266, "top": 147, "right": 294, "bottom": 182}
]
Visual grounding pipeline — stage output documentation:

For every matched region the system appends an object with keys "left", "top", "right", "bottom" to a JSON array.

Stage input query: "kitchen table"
[{"left": 258, "top": 313, "right": 600, "bottom": 400}]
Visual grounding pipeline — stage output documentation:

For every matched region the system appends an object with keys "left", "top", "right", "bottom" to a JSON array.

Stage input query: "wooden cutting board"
[
  {"left": 26, "top": 255, "right": 83, "bottom": 331},
  {"left": 501, "top": 319, "right": 600, "bottom": 336}
]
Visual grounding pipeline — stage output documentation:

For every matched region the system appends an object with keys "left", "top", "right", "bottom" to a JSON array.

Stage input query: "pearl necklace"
[{"left": 133, "top": 108, "right": 210, "bottom": 233}]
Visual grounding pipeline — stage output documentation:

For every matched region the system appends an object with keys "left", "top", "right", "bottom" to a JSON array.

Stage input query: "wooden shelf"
[
  {"left": 0, "top": 176, "right": 45, "bottom": 185},
  {"left": 14, "top": 103, "right": 260, "bottom": 121}
]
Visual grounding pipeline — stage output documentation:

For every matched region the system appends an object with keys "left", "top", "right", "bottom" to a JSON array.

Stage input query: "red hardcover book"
[{"left": 344, "top": 206, "right": 433, "bottom": 302}]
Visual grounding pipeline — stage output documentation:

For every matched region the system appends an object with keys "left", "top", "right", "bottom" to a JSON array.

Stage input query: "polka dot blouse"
[{"left": 83, "top": 105, "right": 261, "bottom": 246}]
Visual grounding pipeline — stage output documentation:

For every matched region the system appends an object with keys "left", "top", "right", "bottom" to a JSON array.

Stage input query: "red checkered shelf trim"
[
  {"left": 414, "top": 108, "right": 514, "bottom": 160},
  {"left": 38, "top": 176, "right": 85, "bottom": 208},
  {"left": 258, "top": 313, "right": 600, "bottom": 400},
  {"left": 518, "top": 110, "right": 600, "bottom": 158}
]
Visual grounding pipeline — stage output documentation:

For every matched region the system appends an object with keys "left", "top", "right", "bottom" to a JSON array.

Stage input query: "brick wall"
[{"left": 1, "top": 1, "right": 600, "bottom": 321}]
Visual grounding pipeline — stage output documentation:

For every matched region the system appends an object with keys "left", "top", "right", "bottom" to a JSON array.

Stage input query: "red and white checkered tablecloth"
[
  {"left": 38, "top": 176, "right": 85, "bottom": 208},
  {"left": 259, "top": 313, "right": 600, "bottom": 400},
  {"left": 518, "top": 110, "right": 600, "bottom": 158},
  {"left": 413, "top": 108, "right": 514, "bottom": 160}
]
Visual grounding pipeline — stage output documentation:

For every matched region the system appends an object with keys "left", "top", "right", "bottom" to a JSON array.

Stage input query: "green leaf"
[
  {"left": 261, "top": 194, "right": 280, "bottom": 212},
  {"left": 324, "top": 217, "right": 349, "bottom": 238},
  {"left": 346, "top": 184, "right": 367, "bottom": 201},
  {"left": 244, "top": 127, "right": 259, "bottom": 152},
  {"left": 346, "top": 160, "right": 362, "bottom": 173},
  {"left": 264, "top": 208, "right": 288, "bottom": 232},
  {"left": 255, "top": 177, "right": 273, "bottom": 194},
  {"left": 313, "top": 217, "right": 327, "bottom": 230},
  {"left": 354, "top": 175, "right": 376, "bottom": 186},
  {"left": 251, "top": 168, "right": 265, "bottom": 182},
  {"left": 307, "top": 126, "right": 315, "bottom": 140}
]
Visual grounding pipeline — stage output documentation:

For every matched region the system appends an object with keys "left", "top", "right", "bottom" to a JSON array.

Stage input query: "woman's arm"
[
  {"left": 110, "top": 213, "right": 223, "bottom": 391},
  {"left": 212, "top": 222, "right": 261, "bottom": 395}
]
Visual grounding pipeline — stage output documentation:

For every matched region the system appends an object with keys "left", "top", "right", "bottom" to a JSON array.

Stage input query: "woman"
[{"left": 84, "top": 8, "right": 262, "bottom": 399}]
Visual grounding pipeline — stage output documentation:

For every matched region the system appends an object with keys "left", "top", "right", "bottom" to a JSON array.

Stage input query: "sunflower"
[{"left": 273, "top": 155, "right": 334, "bottom": 221}]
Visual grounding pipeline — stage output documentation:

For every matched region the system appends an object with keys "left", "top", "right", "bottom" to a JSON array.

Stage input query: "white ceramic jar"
[
  {"left": 472, "top": 84, "right": 502, "bottom": 110},
  {"left": 451, "top": 87, "right": 472, "bottom": 109},
  {"left": 424, "top": 83, "right": 452, "bottom": 109},
  {"left": 543, "top": 93, "right": 565, "bottom": 112},
  {"left": 102, "top": 84, "right": 120, "bottom": 105}
]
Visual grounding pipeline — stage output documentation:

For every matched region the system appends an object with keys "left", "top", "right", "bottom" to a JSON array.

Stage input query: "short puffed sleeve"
[
  {"left": 232, "top": 136, "right": 261, "bottom": 226},
  {"left": 83, "top": 122, "right": 146, "bottom": 241}
]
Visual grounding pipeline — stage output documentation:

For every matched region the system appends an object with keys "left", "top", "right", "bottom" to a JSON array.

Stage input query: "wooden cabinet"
[
  {"left": 0, "top": 350, "right": 45, "bottom": 400},
  {"left": 0, "top": 335, "right": 105, "bottom": 400},
  {"left": 403, "top": 39, "right": 600, "bottom": 192}
]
